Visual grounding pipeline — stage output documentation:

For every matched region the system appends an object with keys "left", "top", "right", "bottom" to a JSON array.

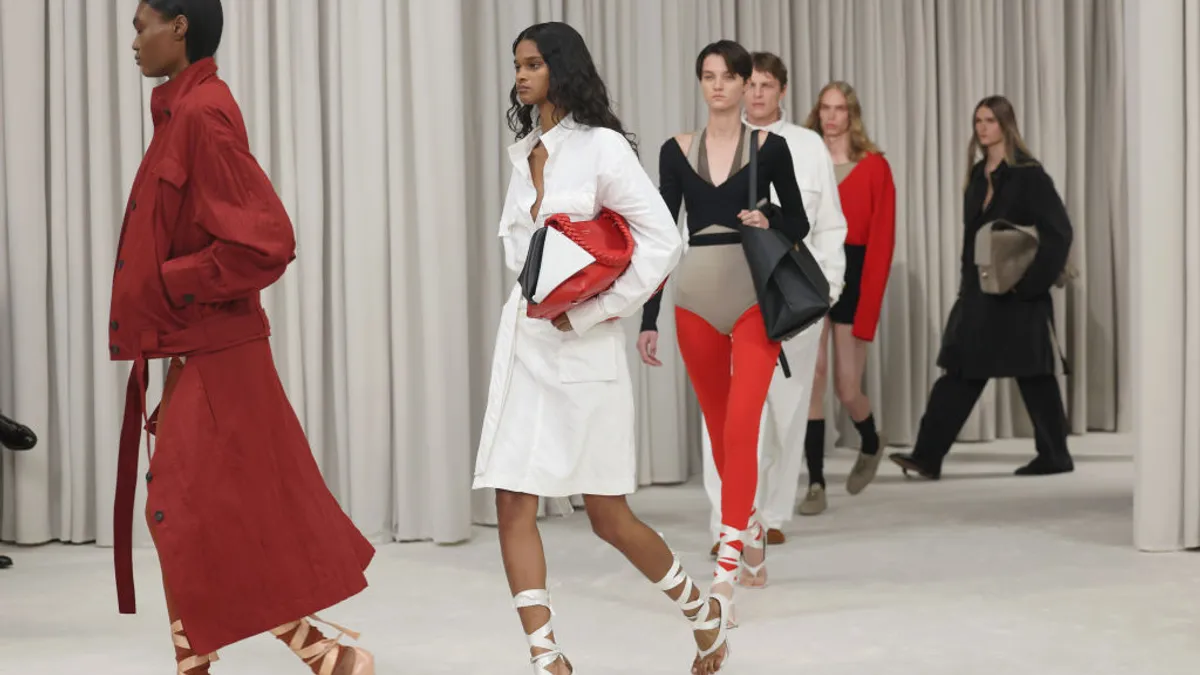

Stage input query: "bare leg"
[
  {"left": 832, "top": 324, "right": 885, "bottom": 494},
  {"left": 808, "top": 319, "right": 831, "bottom": 421},
  {"left": 495, "top": 489, "right": 571, "bottom": 674},
  {"left": 583, "top": 494, "right": 728, "bottom": 675},
  {"left": 831, "top": 324, "right": 871, "bottom": 422}
]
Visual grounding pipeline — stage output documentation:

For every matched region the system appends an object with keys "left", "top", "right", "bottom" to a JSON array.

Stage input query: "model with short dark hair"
[
  {"left": 113, "top": 2, "right": 376, "bottom": 673},
  {"left": 693, "top": 52, "right": 848, "bottom": 546},
  {"left": 639, "top": 39, "right": 810, "bottom": 632}
]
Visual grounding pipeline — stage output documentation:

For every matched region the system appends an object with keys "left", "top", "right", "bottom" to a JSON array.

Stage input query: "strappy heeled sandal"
[
  {"left": 271, "top": 614, "right": 376, "bottom": 675},
  {"left": 171, "top": 620, "right": 218, "bottom": 674},
  {"left": 656, "top": 554, "right": 732, "bottom": 672},
  {"left": 739, "top": 510, "right": 769, "bottom": 589},
  {"left": 514, "top": 589, "right": 574, "bottom": 674}
]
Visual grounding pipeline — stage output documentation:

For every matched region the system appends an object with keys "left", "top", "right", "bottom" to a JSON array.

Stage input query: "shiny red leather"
[{"left": 527, "top": 208, "right": 635, "bottom": 319}]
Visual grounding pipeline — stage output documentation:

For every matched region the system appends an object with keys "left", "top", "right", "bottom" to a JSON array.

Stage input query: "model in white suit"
[{"left": 700, "top": 58, "right": 848, "bottom": 546}]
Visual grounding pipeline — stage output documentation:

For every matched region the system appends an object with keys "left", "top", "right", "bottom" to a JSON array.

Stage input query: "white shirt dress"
[{"left": 473, "top": 117, "right": 683, "bottom": 498}]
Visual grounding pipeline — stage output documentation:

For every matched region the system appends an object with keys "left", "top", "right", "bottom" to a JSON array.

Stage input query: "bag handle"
[
  {"left": 745, "top": 128, "right": 794, "bottom": 374},
  {"left": 748, "top": 127, "right": 758, "bottom": 210}
]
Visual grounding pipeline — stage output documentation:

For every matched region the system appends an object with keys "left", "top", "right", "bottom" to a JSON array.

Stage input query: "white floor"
[{"left": 3, "top": 434, "right": 1198, "bottom": 674}]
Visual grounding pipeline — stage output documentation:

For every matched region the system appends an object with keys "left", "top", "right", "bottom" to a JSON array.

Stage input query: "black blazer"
[{"left": 937, "top": 157, "right": 1073, "bottom": 379}]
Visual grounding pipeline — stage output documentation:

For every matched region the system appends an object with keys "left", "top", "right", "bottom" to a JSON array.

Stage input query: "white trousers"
[{"left": 702, "top": 322, "right": 824, "bottom": 540}]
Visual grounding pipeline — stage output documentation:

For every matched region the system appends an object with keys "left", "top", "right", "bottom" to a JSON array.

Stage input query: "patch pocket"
[
  {"left": 152, "top": 156, "right": 189, "bottom": 226},
  {"left": 558, "top": 332, "right": 618, "bottom": 383}
]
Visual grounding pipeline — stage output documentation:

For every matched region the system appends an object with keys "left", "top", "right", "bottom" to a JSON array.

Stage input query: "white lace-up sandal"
[
  {"left": 739, "top": 509, "right": 768, "bottom": 589},
  {"left": 655, "top": 553, "right": 732, "bottom": 671},
  {"left": 514, "top": 589, "right": 574, "bottom": 674}
]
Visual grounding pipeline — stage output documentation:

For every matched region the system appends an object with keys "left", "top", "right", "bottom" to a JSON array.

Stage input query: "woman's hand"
[
  {"left": 637, "top": 331, "right": 662, "bottom": 367},
  {"left": 552, "top": 313, "right": 573, "bottom": 332},
  {"left": 737, "top": 209, "right": 769, "bottom": 229}
]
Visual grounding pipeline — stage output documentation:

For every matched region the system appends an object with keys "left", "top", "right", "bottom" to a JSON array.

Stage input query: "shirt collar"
[
  {"left": 741, "top": 106, "right": 791, "bottom": 131},
  {"left": 150, "top": 57, "right": 218, "bottom": 127},
  {"left": 507, "top": 113, "right": 578, "bottom": 174}
]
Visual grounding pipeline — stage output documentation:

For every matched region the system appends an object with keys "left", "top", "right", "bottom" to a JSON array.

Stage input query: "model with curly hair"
[{"left": 473, "top": 22, "right": 729, "bottom": 675}]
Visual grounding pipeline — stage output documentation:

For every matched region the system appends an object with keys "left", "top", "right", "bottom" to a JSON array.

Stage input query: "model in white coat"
[
  {"left": 472, "top": 23, "right": 730, "bottom": 675},
  {"left": 698, "top": 53, "right": 848, "bottom": 549}
]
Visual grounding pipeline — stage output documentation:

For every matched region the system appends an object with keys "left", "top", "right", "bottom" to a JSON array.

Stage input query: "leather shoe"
[
  {"left": 0, "top": 412, "right": 36, "bottom": 450},
  {"left": 0, "top": 555, "right": 12, "bottom": 569},
  {"left": 889, "top": 452, "right": 941, "bottom": 480},
  {"left": 1014, "top": 458, "right": 1074, "bottom": 476}
]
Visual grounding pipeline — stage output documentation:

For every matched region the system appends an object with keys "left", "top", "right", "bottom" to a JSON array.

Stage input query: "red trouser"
[{"left": 675, "top": 305, "right": 780, "bottom": 532}]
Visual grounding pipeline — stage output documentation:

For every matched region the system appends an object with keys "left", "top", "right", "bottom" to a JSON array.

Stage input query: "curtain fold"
[
  {"left": 0, "top": 0, "right": 1126, "bottom": 546},
  {"left": 1185, "top": 0, "right": 1200, "bottom": 550},
  {"left": 1128, "top": 0, "right": 1199, "bottom": 552}
]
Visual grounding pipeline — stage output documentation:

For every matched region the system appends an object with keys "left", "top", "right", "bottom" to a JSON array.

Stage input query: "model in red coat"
[
  {"left": 795, "top": 81, "right": 896, "bottom": 516},
  {"left": 113, "top": 3, "right": 375, "bottom": 674}
]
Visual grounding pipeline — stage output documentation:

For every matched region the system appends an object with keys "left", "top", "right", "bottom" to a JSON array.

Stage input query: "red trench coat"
[{"left": 108, "top": 58, "right": 374, "bottom": 655}]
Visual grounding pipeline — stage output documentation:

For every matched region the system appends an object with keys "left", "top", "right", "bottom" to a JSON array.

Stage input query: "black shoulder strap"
[{"left": 748, "top": 128, "right": 758, "bottom": 209}]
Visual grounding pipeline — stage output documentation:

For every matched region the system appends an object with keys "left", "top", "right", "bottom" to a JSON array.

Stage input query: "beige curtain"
[
  {"left": 1128, "top": 0, "right": 1200, "bottom": 552},
  {"left": 770, "top": 0, "right": 1126, "bottom": 447},
  {"left": 0, "top": 0, "right": 1127, "bottom": 545},
  {"left": 0, "top": 0, "right": 475, "bottom": 547}
]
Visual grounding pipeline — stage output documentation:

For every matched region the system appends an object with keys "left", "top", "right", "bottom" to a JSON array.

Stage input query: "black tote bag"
[{"left": 740, "top": 132, "right": 832, "bottom": 343}]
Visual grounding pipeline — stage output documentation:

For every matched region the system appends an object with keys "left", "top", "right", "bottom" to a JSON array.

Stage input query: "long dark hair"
[
  {"left": 506, "top": 22, "right": 637, "bottom": 153},
  {"left": 143, "top": 0, "right": 224, "bottom": 63}
]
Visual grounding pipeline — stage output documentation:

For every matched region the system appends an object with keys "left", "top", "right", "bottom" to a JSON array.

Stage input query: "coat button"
[
  {"left": 116, "top": 260, "right": 125, "bottom": 270},
  {"left": 182, "top": 293, "right": 195, "bottom": 304},
  {"left": 145, "top": 471, "right": 153, "bottom": 483},
  {"left": 131, "top": 200, "right": 137, "bottom": 211},
  {"left": 154, "top": 511, "right": 164, "bottom": 523},
  {"left": 110, "top": 320, "right": 119, "bottom": 331},
  {"left": 109, "top": 345, "right": 120, "bottom": 356}
]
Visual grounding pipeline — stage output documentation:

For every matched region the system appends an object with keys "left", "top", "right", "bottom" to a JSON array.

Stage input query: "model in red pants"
[
  {"left": 639, "top": 41, "right": 810, "bottom": 631},
  {"left": 676, "top": 306, "right": 780, "bottom": 610},
  {"left": 676, "top": 306, "right": 779, "bottom": 534}
]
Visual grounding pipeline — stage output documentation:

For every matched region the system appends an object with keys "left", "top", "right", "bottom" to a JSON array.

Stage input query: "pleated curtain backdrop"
[
  {"left": 1127, "top": 0, "right": 1200, "bottom": 553},
  {"left": 0, "top": 0, "right": 1125, "bottom": 548}
]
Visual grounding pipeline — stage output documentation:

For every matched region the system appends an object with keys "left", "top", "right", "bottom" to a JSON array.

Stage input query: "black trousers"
[{"left": 910, "top": 373, "right": 1072, "bottom": 471}]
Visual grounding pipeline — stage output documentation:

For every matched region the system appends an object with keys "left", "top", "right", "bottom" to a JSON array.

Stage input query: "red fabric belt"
[{"left": 113, "top": 312, "right": 268, "bottom": 614}]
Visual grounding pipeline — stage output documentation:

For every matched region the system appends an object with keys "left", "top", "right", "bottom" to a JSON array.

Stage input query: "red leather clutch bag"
[{"left": 520, "top": 208, "right": 635, "bottom": 320}]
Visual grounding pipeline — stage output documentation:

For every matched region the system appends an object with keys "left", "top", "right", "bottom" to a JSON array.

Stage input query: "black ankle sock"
[
  {"left": 805, "top": 419, "right": 826, "bottom": 487},
  {"left": 854, "top": 413, "right": 880, "bottom": 456}
]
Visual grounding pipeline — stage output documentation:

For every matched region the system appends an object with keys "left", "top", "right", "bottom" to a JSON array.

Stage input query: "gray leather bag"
[
  {"left": 975, "top": 219, "right": 1040, "bottom": 294},
  {"left": 976, "top": 219, "right": 1078, "bottom": 295}
]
